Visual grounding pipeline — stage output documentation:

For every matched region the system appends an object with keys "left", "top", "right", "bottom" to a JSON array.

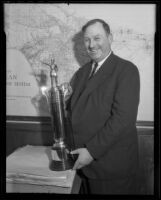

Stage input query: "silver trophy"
[{"left": 41, "top": 58, "right": 77, "bottom": 171}]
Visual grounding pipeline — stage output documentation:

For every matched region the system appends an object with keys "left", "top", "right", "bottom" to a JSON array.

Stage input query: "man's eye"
[
  {"left": 84, "top": 38, "right": 89, "bottom": 43},
  {"left": 95, "top": 37, "right": 100, "bottom": 41}
]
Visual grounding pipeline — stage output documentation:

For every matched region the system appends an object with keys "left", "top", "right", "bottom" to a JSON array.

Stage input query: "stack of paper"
[{"left": 6, "top": 145, "right": 75, "bottom": 187}]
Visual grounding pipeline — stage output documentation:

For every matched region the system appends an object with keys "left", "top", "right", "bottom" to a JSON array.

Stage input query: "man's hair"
[{"left": 82, "top": 19, "right": 111, "bottom": 35}]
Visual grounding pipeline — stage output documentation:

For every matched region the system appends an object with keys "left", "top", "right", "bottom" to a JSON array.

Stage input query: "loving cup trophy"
[{"left": 41, "top": 58, "right": 77, "bottom": 171}]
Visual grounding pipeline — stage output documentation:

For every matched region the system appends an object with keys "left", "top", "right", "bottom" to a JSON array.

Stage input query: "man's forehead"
[
  {"left": 84, "top": 33, "right": 101, "bottom": 39},
  {"left": 85, "top": 22, "right": 104, "bottom": 30},
  {"left": 84, "top": 23, "right": 106, "bottom": 37}
]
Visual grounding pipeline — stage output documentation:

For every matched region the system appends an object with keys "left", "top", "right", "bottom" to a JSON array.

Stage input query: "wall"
[
  {"left": 5, "top": 4, "right": 155, "bottom": 121},
  {"left": 6, "top": 120, "right": 154, "bottom": 195}
]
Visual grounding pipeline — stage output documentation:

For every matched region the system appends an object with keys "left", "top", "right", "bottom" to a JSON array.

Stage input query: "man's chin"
[
  {"left": 92, "top": 57, "right": 101, "bottom": 62},
  {"left": 90, "top": 55, "right": 100, "bottom": 62}
]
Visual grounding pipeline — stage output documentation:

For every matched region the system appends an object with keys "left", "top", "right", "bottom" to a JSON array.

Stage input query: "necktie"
[
  {"left": 89, "top": 62, "right": 98, "bottom": 79},
  {"left": 79, "top": 62, "right": 98, "bottom": 98}
]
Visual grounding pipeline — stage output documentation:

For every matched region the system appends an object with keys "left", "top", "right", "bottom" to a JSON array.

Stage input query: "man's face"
[{"left": 83, "top": 22, "right": 112, "bottom": 62}]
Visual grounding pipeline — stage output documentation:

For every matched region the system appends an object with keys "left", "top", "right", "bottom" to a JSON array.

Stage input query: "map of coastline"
[{"left": 5, "top": 4, "right": 154, "bottom": 120}]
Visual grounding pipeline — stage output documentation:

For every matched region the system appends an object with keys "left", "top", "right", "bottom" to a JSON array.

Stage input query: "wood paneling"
[
  {"left": 6, "top": 120, "right": 154, "bottom": 194},
  {"left": 137, "top": 128, "right": 154, "bottom": 194}
]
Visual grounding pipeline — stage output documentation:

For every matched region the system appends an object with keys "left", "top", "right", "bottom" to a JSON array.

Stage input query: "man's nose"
[{"left": 89, "top": 40, "right": 95, "bottom": 48}]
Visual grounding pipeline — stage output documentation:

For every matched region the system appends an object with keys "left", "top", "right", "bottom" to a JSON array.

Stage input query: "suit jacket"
[{"left": 68, "top": 52, "right": 140, "bottom": 180}]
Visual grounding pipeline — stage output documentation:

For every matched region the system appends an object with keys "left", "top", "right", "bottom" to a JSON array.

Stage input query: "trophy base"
[
  {"left": 50, "top": 149, "right": 78, "bottom": 171},
  {"left": 50, "top": 158, "right": 74, "bottom": 171}
]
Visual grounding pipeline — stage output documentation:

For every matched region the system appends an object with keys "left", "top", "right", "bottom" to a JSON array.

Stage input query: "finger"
[
  {"left": 76, "top": 164, "right": 83, "bottom": 170},
  {"left": 72, "top": 159, "right": 80, "bottom": 170},
  {"left": 65, "top": 149, "right": 70, "bottom": 154},
  {"left": 71, "top": 149, "right": 79, "bottom": 154}
]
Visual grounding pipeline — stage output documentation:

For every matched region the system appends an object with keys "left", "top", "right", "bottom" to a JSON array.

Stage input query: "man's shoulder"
[
  {"left": 114, "top": 54, "right": 134, "bottom": 66},
  {"left": 113, "top": 53, "right": 139, "bottom": 74}
]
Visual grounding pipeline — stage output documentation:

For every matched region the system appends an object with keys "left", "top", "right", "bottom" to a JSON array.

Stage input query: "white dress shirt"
[{"left": 90, "top": 51, "right": 112, "bottom": 76}]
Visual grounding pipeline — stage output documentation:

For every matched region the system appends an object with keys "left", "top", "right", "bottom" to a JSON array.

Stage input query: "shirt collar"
[
  {"left": 97, "top": 50, "right": 112, "bottom": 66},
  {"left": 91, "top": 50, "right": 112, "bottom": 73}
]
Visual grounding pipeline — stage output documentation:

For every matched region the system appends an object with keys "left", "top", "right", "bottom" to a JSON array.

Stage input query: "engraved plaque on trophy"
[{"left": 41, "top": 58, "right": 77, "bottom": 171}]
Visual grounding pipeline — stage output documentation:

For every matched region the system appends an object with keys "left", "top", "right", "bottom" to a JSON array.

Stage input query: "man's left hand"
[{"left": 71, "top": 148, "right": 94, "bottom": 170}]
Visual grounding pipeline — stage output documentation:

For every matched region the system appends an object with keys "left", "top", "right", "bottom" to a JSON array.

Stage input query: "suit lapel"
[
  {"left": 78, "top": 53, "right": 117, "bottom": 100},
  {"left": 71, "top": 63, "right": 91, "bottom": 110},
  {"left": 71, "top": 53, "right": 118, "bottom": 116}
]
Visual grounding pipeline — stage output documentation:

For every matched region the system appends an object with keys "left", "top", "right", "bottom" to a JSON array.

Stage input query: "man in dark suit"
[{"left": 69, "top": 19, "right": 140, "bottom": 194}]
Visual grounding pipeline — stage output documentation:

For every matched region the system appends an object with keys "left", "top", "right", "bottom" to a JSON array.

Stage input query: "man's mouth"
[{"left": 89, "top": 49, "right": 98, "bottom": 54}]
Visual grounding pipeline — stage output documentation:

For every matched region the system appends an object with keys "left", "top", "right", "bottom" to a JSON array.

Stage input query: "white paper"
[{"left": 6, "top": 145, "right": 75, "bottom": 187}]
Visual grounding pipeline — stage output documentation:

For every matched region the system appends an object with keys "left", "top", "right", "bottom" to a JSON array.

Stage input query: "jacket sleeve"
[{"left": 86, "top": 63, "right": 140, "bottom": 160}]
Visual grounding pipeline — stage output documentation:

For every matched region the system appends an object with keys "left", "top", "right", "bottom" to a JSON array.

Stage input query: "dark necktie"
[
  {"left": 89, "top": 62, "right": 98, "bottom": 79},
  {"left": 78, "top": 62, "right": 98, "bottom": 98}
]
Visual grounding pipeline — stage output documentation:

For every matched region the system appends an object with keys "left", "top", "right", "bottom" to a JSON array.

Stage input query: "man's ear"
[{"left": 108, "top": 33, "right": 113, "bottom": 44}]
